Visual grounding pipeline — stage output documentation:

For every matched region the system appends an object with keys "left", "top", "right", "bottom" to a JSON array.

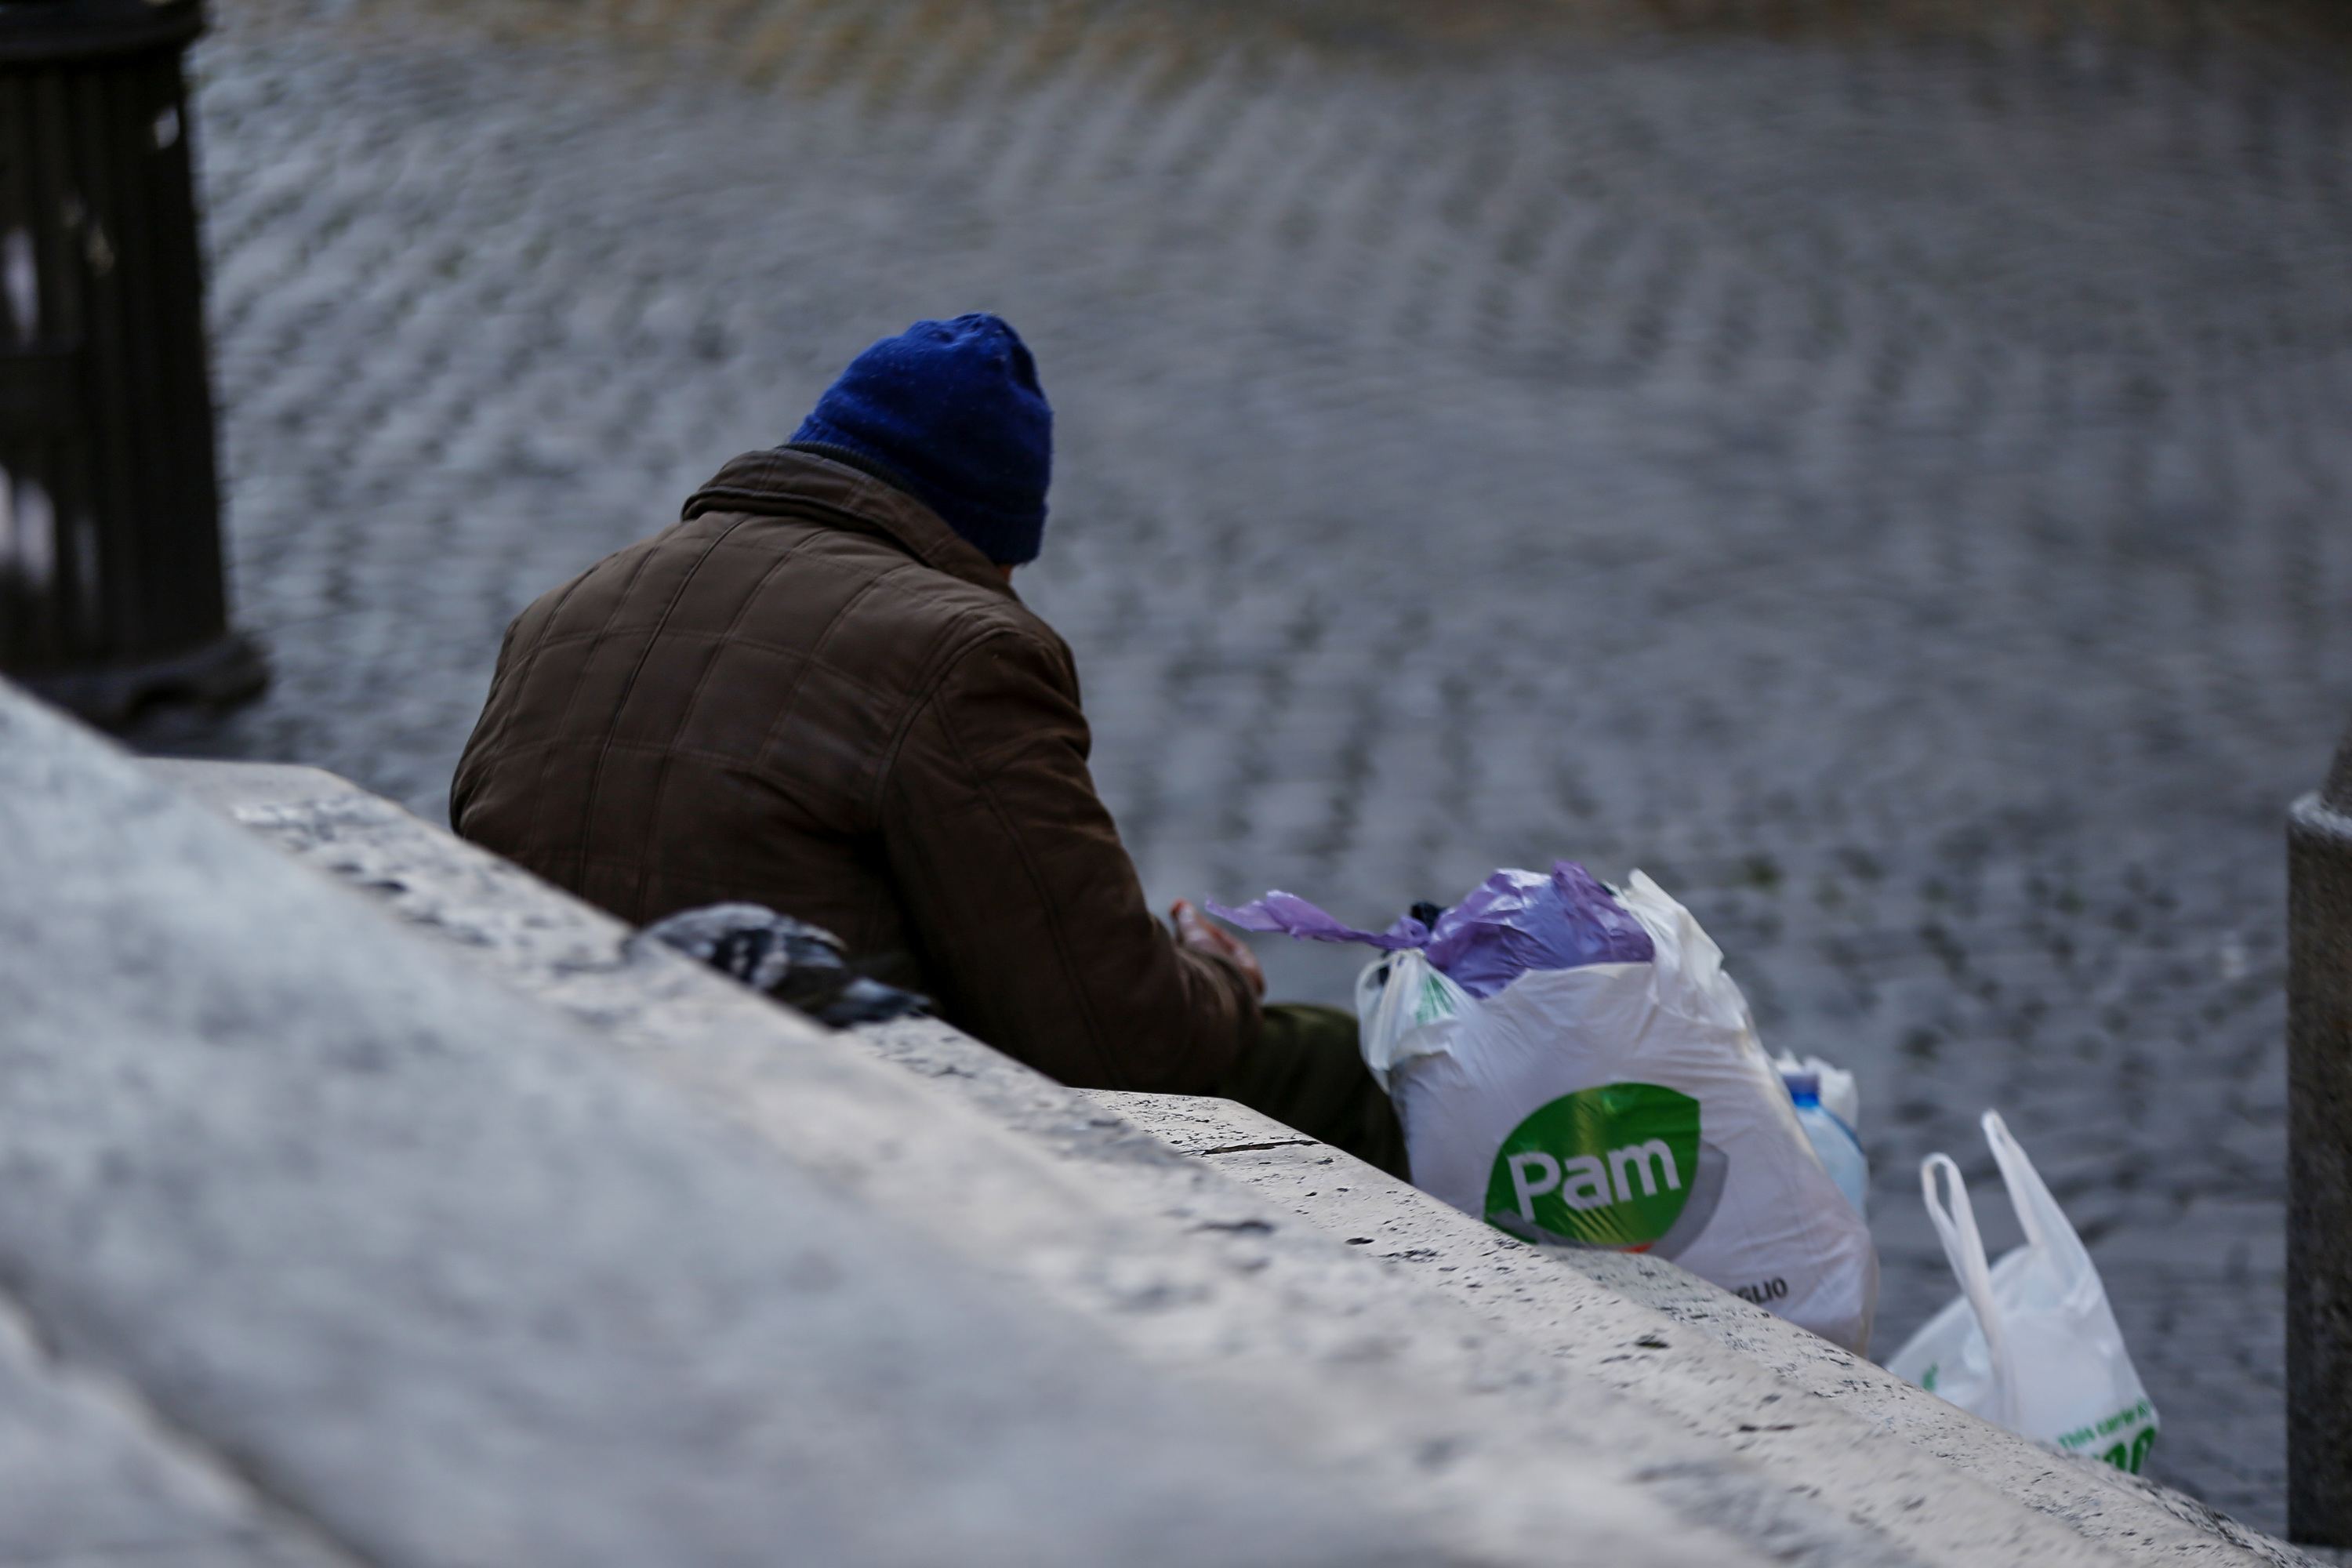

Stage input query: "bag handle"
[
  {"left": 1353, "top": 949, "right": 1464, "bottom": 1092},
  {"left": 1982, "top": 1110, "right": 2096, "bottom": 1304},
  {"left": 1921, "top": 1152, "right": 2014, "bottom": 1428}
]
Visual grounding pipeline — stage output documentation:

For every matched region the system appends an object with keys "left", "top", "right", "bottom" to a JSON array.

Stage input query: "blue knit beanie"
[{"left": 790, "top": 314, "right": 1053, "bottom": 564}]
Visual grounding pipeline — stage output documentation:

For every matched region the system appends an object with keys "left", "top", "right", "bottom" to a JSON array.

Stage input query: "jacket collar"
[{"left": 682, "top": 448, "right": 1016, "bottom": 600}]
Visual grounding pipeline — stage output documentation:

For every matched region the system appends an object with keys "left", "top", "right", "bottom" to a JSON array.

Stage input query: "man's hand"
[{"left": 1171, "top": 898, "right": 1267, "bottom": 1000}]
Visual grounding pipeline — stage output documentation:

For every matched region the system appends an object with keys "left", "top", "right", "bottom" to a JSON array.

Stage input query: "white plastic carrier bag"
[
  {"left": 1218, "top": 865, "right": 1879, "bottom": 1353},
  {"left": 1886, "top": 1111, "right": 2158, "bottom": 1474}
]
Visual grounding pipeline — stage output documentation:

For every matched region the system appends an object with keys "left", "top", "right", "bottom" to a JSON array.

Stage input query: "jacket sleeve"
[{"left": 876, "top": 625, "right": 1258, "bottom": 1092}]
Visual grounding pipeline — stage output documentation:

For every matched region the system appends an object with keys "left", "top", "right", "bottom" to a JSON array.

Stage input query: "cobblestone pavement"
[{"left": 147, "top": 0, "right": 2352, "bottom": 1531}]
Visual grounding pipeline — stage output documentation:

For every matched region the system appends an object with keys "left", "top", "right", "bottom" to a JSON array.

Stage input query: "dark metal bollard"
[
  {"left": 0, "top": 0, "right": 263, "bottom": 726},
  {"left": 2288, "top": 721, "right": 2352, "bottom": 1544}
]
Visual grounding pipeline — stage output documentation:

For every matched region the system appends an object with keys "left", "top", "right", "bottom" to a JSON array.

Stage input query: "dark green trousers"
[{"left": 1212, "top": 1003, "right": 1408, "bottom": 1181}]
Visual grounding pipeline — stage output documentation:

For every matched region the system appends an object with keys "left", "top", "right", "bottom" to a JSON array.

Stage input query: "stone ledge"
[
  {"left": 2, "top": 692, "right": 1425, "bottom": 1568},
  {"left": 0, "top": 1283, "right": 350, "bottom": 1568},
  {"left": 134, "top": 746, "right": 2323, "bottom": 1568},
  {"left": 1092, "top": 1091, "right": 2320, "bottom": 1568}
]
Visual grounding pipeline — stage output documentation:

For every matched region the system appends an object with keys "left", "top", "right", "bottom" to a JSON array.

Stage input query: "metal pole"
[
  {"left": 2288, "top": 721, "right": 2352, "bottom": 1544},
  {"left": 0, "top": 0, "right": 263, "bottom": 726}
]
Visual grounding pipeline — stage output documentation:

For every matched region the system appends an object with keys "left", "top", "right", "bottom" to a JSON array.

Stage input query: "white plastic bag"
[
  {"left": 1886, "top": 1111, "right": 2158, "bottom": 1473},
  {"left": 1354, "top": 947, "right": 1470, "bottom": 1093},
  {"left": 1367, "top": 872, "right": 1879, "bottom": 1353}
]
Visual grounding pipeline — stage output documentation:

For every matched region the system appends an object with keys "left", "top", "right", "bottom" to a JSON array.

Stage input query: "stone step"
[
  {"left": 0, "top": 688, "right": 1414, "bottom": 1568},
  {"left": 90, "top": 734, "right": 2317, "bottom": 1567}
]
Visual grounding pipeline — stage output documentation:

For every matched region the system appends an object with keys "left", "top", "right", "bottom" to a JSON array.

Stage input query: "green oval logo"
[{"left": 1484, "top": 1083, "right": 1702, "bottom": 1248}]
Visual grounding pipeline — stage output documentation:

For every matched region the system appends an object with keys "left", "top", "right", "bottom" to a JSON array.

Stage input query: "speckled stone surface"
[
  {"left": 0, "top": 1287, "right": 347, "bottom": 1568},
  {"left": 1089, "top": 1088, "right": 2327, "bottom": 1568},
  {"left": 2, "top": 695, "right": 1455, "bottom": 1568}
]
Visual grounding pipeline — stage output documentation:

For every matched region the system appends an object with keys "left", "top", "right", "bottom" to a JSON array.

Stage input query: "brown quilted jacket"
[{"left": 451, "top": 448, "right": 1258, "bottom": 1091}]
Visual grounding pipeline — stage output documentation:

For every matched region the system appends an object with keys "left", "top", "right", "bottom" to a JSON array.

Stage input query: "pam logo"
[{"left": 1484, "top": 1083, "right": 1703, "bottom": 1250}]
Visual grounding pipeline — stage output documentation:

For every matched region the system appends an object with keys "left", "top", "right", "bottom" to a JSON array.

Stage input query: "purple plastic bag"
[
  {"left": 1205, "top": 891, "right": 1431, "bottom": 951},
  {"left": 1209, "top": 861, "right": 1654, "bottom": 999}
]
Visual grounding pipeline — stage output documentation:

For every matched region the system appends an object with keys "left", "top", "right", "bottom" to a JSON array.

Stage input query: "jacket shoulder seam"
[{"left": 866, "top": 612, "right": 1062, "bottom": 818}]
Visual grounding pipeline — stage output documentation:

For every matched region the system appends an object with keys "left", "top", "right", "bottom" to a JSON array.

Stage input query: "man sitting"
[{"left": 452, "top": 314, "right": 1403, "bottom": 1174}]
